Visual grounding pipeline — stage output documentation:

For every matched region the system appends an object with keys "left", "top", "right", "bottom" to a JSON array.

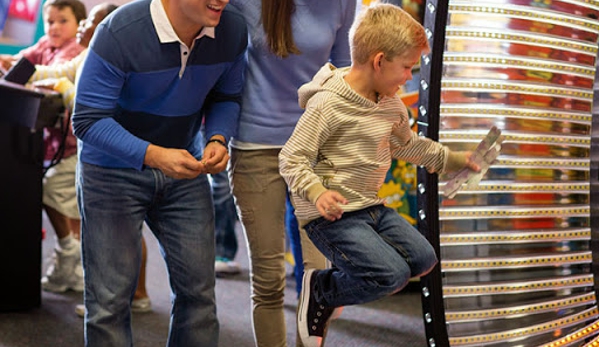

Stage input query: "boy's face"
[
  {"left": 43, "top": 6, "right": 79, "bottom": 48},
  {"left": 375, "top": 49, "right": 422, "bottom": 98}
]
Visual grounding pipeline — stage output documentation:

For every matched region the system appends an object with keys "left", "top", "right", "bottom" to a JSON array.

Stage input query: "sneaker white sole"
[
  {"left": 41, "top": 280, "right": 70, "bottom": 293},
  {"left": 75, "top": 304, "right": 85, "bottom": 318},
  {"left": 215, "top": 261, "right": 241, "bottom": 276},
  {"left": 131, "top": 298, "right": 152, "bottom": 313},
  {"left": 76, "top": 298, "right": 152, "bottom": 318},
  {"left": 41, "top": 278, "right": 84, "bottom": 293},
  {"left": 297, "top": 269, "right": 322, "bottom": 347}
]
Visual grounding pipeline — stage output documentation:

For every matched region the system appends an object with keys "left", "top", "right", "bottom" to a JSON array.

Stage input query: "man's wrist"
[{"left": 206, "top": 138, "right": 227, "bottom": 149}]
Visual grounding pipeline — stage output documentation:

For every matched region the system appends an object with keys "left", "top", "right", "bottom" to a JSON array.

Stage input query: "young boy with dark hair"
[
  {"left": 0, "top": 0, "right": 86, "bottom": 70},
  {"left": 279, "top": 4, "right": 480, "bottom": 347}
]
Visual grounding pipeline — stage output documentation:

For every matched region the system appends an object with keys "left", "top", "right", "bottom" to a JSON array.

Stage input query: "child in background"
[
  {"left": 3, "top": 0, "right": 86, "bottom": 295},
  {"left": 0, "top": 0, "right": 85, "bottom": 70},
  {"left": 31, "top": 2, "right": 116, "bottom": 110},
  {"left": 278, "top": 4, "right": 480, "bottom": 347},
  {"left": 30, "top": 3, "right": 154, "bottom": 315},
  {"left": 25, "top": 0, "right": 86, "bottom": 170}
]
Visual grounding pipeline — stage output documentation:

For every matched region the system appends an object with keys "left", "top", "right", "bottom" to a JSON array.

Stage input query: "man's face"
[{"left": 177, "top": 0, "right": 229, "bottom": 28}]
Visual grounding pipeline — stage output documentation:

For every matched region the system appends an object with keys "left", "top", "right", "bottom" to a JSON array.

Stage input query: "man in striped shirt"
[
  {"left": 279, "top": 4, "right": 479, "bottom": 347},
  {"left": 71, "top": 0, "right": 247, "bottom": 346}
]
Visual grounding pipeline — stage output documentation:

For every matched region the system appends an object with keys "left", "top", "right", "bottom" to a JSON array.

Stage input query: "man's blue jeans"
[
  {"left": 77, "top": 162, "right": 218, "bottom": 347},
  {"left": 304, "top": 204, "right": 437, "bottom": 307}
]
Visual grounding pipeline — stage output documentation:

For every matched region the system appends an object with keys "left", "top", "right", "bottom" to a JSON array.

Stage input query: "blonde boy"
[{"left": 279, "top": 4, "right": 479, "bottom": 347}]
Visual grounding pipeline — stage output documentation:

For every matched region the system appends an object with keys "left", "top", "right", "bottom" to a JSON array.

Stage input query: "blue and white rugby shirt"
[{"left": 72, "top": 0, "right": 247, "bottom": 170}]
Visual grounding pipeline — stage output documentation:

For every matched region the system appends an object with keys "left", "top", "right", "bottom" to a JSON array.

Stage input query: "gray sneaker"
[
  {"left": 75, "top": 304, "right": 85, "bottom": 318},
  {"left": 215, "top": 258, "right": 241, "bottom": 276},
  {"left": 131, "top": 297, "right": 152, "bottom": 313},
  {"left": 41, "top": 241, "right": 84, "bottom": 293}
]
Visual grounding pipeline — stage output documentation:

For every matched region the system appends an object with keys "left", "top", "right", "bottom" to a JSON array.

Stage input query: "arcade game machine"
[
  {"left": 416, "top": 0, "right": 599, "bottom": 346},
  {"left": 0, "top": 0, "right": 61, "bottom": 312}
]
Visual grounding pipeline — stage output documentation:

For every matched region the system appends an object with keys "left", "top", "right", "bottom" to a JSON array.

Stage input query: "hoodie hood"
[{"left": 298, "top": 63, "right": 375, "bottom": 110}]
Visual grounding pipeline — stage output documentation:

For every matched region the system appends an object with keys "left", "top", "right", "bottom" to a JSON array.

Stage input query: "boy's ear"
[{"left": 373, "top": 52, "right": 385, "bottom": 71}]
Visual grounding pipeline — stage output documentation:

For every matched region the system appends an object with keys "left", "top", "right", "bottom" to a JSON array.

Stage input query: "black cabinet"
[{"left": 0, "top": 80, "right": 44, "bottom": 311}]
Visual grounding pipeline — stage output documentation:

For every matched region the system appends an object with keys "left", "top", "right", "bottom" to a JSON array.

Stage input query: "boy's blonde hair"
[{"left": 349, "top": 3, "right": 429, "bottom": 64}]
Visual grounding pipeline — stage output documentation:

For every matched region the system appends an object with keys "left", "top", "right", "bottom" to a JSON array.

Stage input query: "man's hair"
[
  {"left": 349, "top": 3, "right": 429, "bottom": 64},
  {"left": 261, "top": 0, "right": 300, "bottom": 58},
  {"left": 43, "top": 0, "right": 87, "bottom": 23}
]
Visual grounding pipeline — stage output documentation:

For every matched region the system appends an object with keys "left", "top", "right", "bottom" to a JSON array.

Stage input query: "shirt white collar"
[{"left": 150, "top": 0, "right": 215, "bottom": 46}]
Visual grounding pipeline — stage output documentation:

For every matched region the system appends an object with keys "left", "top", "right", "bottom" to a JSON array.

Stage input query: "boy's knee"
[
  {"left": 411, "top": 245, "right": 438, "bottom": 277},
  {"left": 372, "top": 268, "right": 410, "bottom": 294}
]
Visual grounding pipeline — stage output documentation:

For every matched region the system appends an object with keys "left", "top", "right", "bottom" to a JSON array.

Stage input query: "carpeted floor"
[{"left": 0, "top": 213, "right": 427, "bottom": 347}]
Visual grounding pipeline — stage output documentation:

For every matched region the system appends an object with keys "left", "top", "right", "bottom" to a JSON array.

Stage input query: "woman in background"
[{"left": 228, "top": 1, "right": 356, "bottom": 346}]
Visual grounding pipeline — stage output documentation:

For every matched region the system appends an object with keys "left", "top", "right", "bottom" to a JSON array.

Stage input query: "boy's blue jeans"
[
  {"left": 304, "top": 204, "right": 438, "bottom": 307},
  {"left": 77, "top": 162, "right": 219, "bottom": 347}
]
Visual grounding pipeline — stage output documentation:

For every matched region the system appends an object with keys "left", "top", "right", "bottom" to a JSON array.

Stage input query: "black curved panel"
[{"left": 418, "top": 0, "right": 599, "bottom": 346}]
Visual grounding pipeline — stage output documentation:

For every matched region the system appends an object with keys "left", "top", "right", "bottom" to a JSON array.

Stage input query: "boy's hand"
[
  {"left": 316, "top": 190, "right": 348, "bottom": 221},
  {"left": 443, "top": 126, "right": 504, "bottom": 198},
  {"left": 446, "top": 151, "right": 481, "bottom": 173},
  {"left": 465, "top": 152, "right": 482, "bottom": 172}
]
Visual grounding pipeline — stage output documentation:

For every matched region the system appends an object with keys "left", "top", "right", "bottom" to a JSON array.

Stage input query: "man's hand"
[
  {"left": 201, "top": 136, "right": 229, "bottom": 174},
  {"left": 315, "top": 190, "right": 348, "bottom": 221},
  {"left": 144, "top": 144, "right": 205, "bottom": 179}
]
